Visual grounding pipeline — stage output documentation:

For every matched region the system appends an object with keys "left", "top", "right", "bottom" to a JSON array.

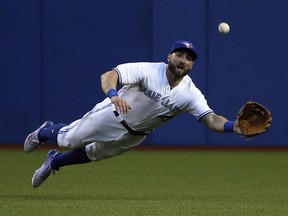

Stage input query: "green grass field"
[{"left": 1, "top": 148, "right": 288, "bottom": 216}]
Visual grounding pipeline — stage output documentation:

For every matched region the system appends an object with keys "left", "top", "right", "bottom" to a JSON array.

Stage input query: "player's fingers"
[
  {"left": 116, "top": 102, "right": 125, "bottom": 114},
  {"left": 119, "top": 103, "right": 126, "bottom": 114},
  {"left": 114, "top": 100, "right": 130, "bottom": 114},
  {"left": 122, "top": 102, "right": 131, "bottom": 114}
]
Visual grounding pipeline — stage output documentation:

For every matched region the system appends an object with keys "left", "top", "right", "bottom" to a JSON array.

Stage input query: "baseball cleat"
[
  {"left": 32, "top": 149, "right": 61, "bottom": 188},
  {"left": 24, "top": 121, "right": 54, "bottom": 153}
]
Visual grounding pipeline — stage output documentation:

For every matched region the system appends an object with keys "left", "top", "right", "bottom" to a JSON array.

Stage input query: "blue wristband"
[
  {"left": 224, "top": 121, "right": 235, "bottom": 132},
  {"left": 107, "top": 89, "right": 118, "bottom": 99}
]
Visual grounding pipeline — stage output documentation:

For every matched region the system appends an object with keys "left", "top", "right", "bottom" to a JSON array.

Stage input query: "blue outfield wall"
[{"left": 1, "top": 0, "right": 287, "bottom": 146}]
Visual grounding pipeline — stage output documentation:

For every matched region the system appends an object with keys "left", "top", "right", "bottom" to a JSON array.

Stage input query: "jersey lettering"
[
  {"left": 139, "top": 85, "right": 162, "bottom": 102},
  {"left": 139, "top": 84, "right": 181, "bottom": 113},
  {"left": 161, "top": 99, "right": 181, "bottom": 113}
]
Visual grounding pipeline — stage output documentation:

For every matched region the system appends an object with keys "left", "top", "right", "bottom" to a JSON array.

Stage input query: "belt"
[{"left": 113, "top": 111, "right": 149, "bottom": 136}]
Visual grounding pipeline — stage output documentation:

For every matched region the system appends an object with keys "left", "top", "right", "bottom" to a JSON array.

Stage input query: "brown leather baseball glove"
[{"left": 237, "top": 101, "right": 272, "bottom": 137}]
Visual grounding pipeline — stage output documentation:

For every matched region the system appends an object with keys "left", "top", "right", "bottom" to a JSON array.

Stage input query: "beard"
[{"left": 168, "top": 62, "right": 190, "bottom": 78}]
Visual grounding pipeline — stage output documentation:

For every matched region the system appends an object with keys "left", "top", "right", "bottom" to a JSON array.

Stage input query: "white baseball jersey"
[
  {"left": 114, "top": 62, "right": 213, "bottom": 131},
  {"left": 57, "top": 62, "right": 213, "bottom": 161}
]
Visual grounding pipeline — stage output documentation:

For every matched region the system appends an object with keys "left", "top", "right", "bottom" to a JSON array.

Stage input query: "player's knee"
[
  {"left": 58, "top": 134, "right": 84, "bottom": 149},
  {"left": 85, "top": 142, "right": 128, "bottom": 162}
]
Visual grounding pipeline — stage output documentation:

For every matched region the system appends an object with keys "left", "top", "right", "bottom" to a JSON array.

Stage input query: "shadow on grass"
[{"left": 0, "top": 193, "right": 182, "bottom": 202}]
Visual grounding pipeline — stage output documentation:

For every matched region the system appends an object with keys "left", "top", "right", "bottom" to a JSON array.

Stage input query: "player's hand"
[
  {"left": 111, "top": 96, "right": 131, "bottom": 114},
  {"left": 233, "top": 119, "right": 242, "bottom": 134}
]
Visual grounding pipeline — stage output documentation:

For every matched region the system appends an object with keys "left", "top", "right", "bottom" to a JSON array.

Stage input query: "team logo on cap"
[{"left": 182, "top": 41, "right": 193, "bottom": 48}]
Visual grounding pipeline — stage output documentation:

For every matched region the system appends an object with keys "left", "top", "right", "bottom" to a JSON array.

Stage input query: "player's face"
[{"left": 167, "top": 50, "right": 194, "bottom": 78}]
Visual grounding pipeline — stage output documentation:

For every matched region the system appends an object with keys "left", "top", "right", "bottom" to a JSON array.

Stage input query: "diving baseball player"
[{"left": 24, "top": 40, "right": 242, "bottom": 188}]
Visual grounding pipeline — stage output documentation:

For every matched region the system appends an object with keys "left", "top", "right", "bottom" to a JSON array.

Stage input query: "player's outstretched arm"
[
  {"left": 200, "top": 113, "right": 241, "bottom": 134},
  {"left": 100, "top": 70, "right": 131, "bottom": 114}
]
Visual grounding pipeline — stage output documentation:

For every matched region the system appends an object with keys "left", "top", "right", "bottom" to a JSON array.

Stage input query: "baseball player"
[{"left": 24, "top": 40, "right": 242, "bottom": 188}]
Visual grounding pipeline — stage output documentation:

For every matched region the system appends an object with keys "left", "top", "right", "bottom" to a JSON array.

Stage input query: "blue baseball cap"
[{"left": 170, "top": 40, "right": 198, "bottom": 60}]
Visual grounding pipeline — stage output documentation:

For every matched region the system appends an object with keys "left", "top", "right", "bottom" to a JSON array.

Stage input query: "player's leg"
[
  {"left": 85, "top": 134, "right": 146, "bottom": 161},
  {"left": 25, "top": 101, "right": 124, "bottom": 153},
  {"left": 31, "top": 134, "right": 146, "bottom": 188},
  {"left": 38, "top": 123, "right": 67, "bottom": 143},
  {"left": 32, "top": 147, "right": 92, "bottom": 188},
  {"left": 31, "top": 141, "right": 124, "bottom": 188},
  {"left": 56, "top": 106, "right": 127, "bottom": 149},
  {"left": 24, "top": 121, "right": 67, "bottom": 153},
  {"left": 24, "top": 103, "right": 102, "bottom": 152}
]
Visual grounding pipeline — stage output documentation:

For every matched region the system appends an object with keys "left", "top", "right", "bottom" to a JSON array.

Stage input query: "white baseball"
[{"left": 218, "top": 22, "right": 230, "bottom": 34}]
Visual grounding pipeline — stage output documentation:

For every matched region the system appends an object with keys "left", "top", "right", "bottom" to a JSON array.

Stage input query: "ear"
[{"left": 167, "top": 54, "right": 171, "bottom": 62}]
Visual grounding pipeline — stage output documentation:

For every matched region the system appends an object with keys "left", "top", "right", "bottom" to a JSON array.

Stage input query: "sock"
[
  {"left": 50, "top": 147, "right": 92, "bottom": 170},
  {"left": 38, "top": 123, "right": 67, "bottom": 143}
]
